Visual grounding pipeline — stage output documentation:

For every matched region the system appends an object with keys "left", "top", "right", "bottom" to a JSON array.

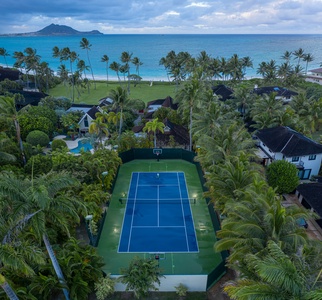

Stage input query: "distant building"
[
  {"left": 252, "top": 85, "right": 298, "bottom": 103},
  {"left": 212, "top": 84, "right": 234, "bottom": 101},
  {"left": 255, "top": 126, "right": 322, "bottom": 180},
  {"left": 296, "top": 182, "right": 322, "bottom": 229},
  {"left": 305, "top": 68, "right": 322, "bottom": 85}
]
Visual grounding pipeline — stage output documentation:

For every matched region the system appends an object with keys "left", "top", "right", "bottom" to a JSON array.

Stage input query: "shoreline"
[{"left": 0, "top": 64, "right": 261, "bottom": 83}]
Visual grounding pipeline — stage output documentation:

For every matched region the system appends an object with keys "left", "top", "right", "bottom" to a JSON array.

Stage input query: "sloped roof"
[
  {"left": 297, "top": 183, "right": 322, "bottom": 217},
  {"left": 212, "top": 84, "right": 233, "bottom": 101},
  {"left": 86, "top": 106, "right": 100, "bottom": 119},
  {"left": 0, "top": 67, "right": 22, "bottom": 81},
  {"left": 308, "top": 68, "right": 322, "bottom": 73},
  {"left": 253, "top": 86, "right": 297, "bottom": 98},
  {"left": 256, "top": 126, "right": 322, "bottom": 156},
  {"left": 147, "top": 96, "right": 177, "bottom": 110},
  {"left": 12, "top": 90, "right": 48, "bottom": 110}
]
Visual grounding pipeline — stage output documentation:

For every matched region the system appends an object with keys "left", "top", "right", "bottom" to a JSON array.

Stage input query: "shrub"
[
  {"left": 51, "top": 139, "right": 68, "bottom": 151},
  {"left": 175, "top": 283, "right": 188, "bottom": 297},
  {"left": 95, "top": 275, "right": 115, "bottom": 300},
  {"left": 24, "top": 154, "right": 53, "bottom": 175},
  {"left": 266, "top": 160, "right": 299, "bottom": 194},
  {"left": 26, "top": 130, "right": 50, "bottom": 147}
]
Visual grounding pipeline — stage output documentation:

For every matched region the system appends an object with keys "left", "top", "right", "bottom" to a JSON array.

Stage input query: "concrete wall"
[{"left": 111, "top": 274, "right": 208, "bottom": 292}]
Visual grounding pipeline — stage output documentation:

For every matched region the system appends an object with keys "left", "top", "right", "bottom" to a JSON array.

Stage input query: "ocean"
[{"left": 1, "top": 34, "right": 322, "bottom": 81}]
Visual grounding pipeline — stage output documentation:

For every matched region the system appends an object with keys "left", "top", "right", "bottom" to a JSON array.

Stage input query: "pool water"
[{"left": 70, "top": 141, "right": 93, "bottom": 153}]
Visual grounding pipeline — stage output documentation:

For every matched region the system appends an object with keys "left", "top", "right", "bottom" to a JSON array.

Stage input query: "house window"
[
  {"left": 292, "top": 156, "right": 299, "bottom": 162},
  {"left": 84, "top": 116, "right": 89, "bottom": 127},
  {"left": 309, "top": 155, "right": 316, "bottom": 160}
]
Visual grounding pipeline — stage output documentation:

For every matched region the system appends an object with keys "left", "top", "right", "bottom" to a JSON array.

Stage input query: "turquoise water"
[
  {"left": 1, "top": 34, "right": 322, "bottom": 79},
  {"left": 70, "top": 141, "right": 93, "bottom": 153}
]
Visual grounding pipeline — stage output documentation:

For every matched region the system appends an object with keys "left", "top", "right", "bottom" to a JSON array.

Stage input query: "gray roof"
[{"left": 256, "top": 126, "right": 322, "bottom": 157}]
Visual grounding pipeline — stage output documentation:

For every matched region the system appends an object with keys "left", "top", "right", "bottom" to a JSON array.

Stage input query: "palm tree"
[
  {"left": 176, "top": 70, "right": 204, "bottom": 151},
  {"left": 196, "top": 121, "right": 256, "bottom": 167},
  {"left": 109, "top": 61, "right": 121, "bottom": 82},
  {"left": 205, "top": 157, "right": 263, "bottom": 211},
  {"left": 132, "top": 56, "right": 143, "bottom": 77},
  {"left": 0, "top": 171, "right": 85, "bottom": 300},
  {"left": 101, "top": 54, "right": 109, "bottom": 85},
  {"left": 0, "top": 96, "right": 25, "bottom": 165},
  {"left": 303, "top": 53, "right": 314, "bottom": 74},
  {"left": 250, "top": 92, "right": 285, "bottom": 129},
  {"left": 121, "top": 51, "right": 133, "bottom": 93},
  {"left": 143, "top": 118, "right": 165, "bottom": 148},
  {"left": 215, "top": 185, "right": 310, "bottom": 263},
  {"left": 109, "top": 87, "right": 145, "bottom": 139},
  {"left": 293, "top": 47, "right": 305, "bottom": 66},
  {"left": 24, "top": 47, "right": 41, "bottom": 90},
  {"left": 89, "top": 116, "right": 109, "bottom": 148},
  {"left": 0, "top": 48, "right": 10, "bottom": 67},
  {"left": 281, "top": 50, "right": 292, "bottom": 62},
  {"left": 80, "top": 37, "right": 96, "bottom": 89},
  {"left": 224, "top": 241, "right": 322, "bottom": 300}
]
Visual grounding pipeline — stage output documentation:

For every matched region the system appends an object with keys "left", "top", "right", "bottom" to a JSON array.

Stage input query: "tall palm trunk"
[
  {"left": 189, "top": 105, "right": 193, "bottom": 151},
  {"left": 0, "top": 275, "right": 19, "bottom": 300},
  {"left": 43, "top": 234, "right": 70, "bottom": 300}
]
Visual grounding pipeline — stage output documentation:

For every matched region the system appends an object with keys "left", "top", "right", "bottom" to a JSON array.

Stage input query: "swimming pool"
[{"left": 70, "top": 141, "right": 93, "bottom": 153}]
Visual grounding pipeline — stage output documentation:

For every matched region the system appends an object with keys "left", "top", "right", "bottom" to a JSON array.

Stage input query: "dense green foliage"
[
  {"left": 267, "top": 160, "right": 300, "bottom": 194},
  {"left": 51, "top": 138, "right": 68, "bottom": 151},
  {"left": 120, "top": 256, "right": 163, "bottom": 299},
  {"left": 26, "top": 130, "right": 50, "bottom": 147}
]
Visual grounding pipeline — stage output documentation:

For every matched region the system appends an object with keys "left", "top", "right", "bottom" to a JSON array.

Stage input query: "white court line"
[
  {"left": 157, "top": 185, "right": 160, "bottom": 227},
  {"left": 177, "top": 172, "right": 190, "bottom": 251},
  {"left": 127, "top": 173, "right": 140, "bottom": 252},
  {"left": 133, "top": 225, "right": 185, "bottom": 228}
]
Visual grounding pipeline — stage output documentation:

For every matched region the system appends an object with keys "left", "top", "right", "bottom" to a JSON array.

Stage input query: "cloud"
[{"left": 0, "top": 0, "right": 322, "bottom": 34}]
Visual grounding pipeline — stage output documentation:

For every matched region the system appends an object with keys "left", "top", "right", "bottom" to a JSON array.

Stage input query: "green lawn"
[{"left": 48, "top": 80, "right": 177, "bottom": 105}]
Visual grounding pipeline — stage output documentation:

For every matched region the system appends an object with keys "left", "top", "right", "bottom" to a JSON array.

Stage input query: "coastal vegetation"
[{"left": 1, "top": 41, "right": 322, "bottom": 299}]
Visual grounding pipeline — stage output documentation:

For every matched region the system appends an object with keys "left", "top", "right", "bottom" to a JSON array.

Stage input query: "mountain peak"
[{"left": 0, "top": 24, "right": 103, "bottom": 37}]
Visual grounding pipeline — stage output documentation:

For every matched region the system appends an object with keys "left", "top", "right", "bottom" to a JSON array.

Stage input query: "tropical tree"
[
  {"left": 293, "top": 47, "right": 305, "bottom": 66},
  {"left": 196, "top": 121, "right": 256, "bottom": 167},
  {"left": 0, "top": 96, "right": 26, "bottom": 165},
  {"left": 205, "top": 156, "right": 263, "bottom": 211},
  {"left": 109, "top": 86, "right": 145, "bottom": 139},
  {"left": 101, "top": 54, "right": 109, "bottom": 84},
  {"left": 0, "top": 171, "right": 86, "bottom": 300},
  {"left": 303, "top": 53, "right": 314, "bottom": 74},
  {"left": 143, "top": 118, "right": 165, "bottom": 148},
  {"left": 224, "top": 240, "right": 322, "bottom": 300},
  {"left": 119, "top": 256, "right": 163, "bottom": 299},
  {"left": 215, "top": 186, "right": 311, "bottom": 263},
  {"left": 121, "top": 51, "right": 133, "bottom": 93},
  {"left": 132, "top": 56, "right": 143, "bottom": 77},
  {"left": 0, "top": 47, "right": 10, "bottom": 67},
  {"left": 250, "top": 92, "right": 285, "bottom": 129},
  {"left": 80, "top": 37, "right": 96, "bottom": 89},
  {"left": 176, "top": 69, "right": 205, "bottom": 151},
  {"left": 281, "top": 50, "right": 292, "bottom": 62},
  {"left": 89, "top": 116, "right": 109, "bottom": 148},
  {"left": 266, "top": 160, "right": 299, "bottom": 194},
  {"left": 109, "top": 61, "right": 121, "bottom": 82}
]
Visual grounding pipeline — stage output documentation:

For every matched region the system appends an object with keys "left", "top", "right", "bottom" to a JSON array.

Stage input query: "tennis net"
[{"left": 118, "top": 198, "right": 196, "bottom": 204}]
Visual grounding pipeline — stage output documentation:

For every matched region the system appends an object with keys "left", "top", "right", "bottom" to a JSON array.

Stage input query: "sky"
[{"left": 1, "top": 0, "right": 322, "bottom": 34}]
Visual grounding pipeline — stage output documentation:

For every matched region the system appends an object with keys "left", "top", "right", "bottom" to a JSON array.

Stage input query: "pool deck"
[{"left": 53, "top": 135, "right": 79, "bottom": 150}]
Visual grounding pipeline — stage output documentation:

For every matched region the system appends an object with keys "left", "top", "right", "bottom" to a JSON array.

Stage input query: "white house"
[
  {"left": 255, "top": 126, "right": 322, "bottom": 180},
  {"left": 305, "top": 68, "right": 322, "bottom": 85},
  {"left": 78, "top": 106, "right": 101, "bottom": 134}
]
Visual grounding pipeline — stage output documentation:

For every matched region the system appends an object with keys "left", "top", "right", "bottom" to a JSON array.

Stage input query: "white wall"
[
  {"left": 111, "top": 274, "right": 208, "bottom": 292},
  {"left": 285, "top": 154, "right": 322, "bottom": 176}
]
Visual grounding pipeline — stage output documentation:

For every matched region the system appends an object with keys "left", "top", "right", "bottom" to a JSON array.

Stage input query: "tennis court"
[{"left": 118, "top": 172, "right": 198, "bottom": 253}]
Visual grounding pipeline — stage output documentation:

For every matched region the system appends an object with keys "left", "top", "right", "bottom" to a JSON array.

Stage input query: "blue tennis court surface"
[{"left": 118, "top": 172, "right": 199, "bottom": 253}]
